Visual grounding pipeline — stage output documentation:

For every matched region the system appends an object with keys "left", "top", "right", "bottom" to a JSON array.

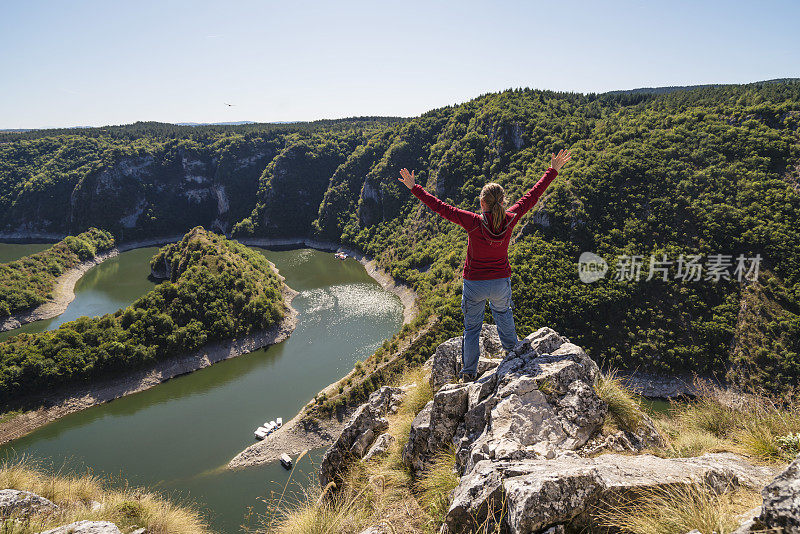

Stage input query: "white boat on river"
[{"left": 253, "top": 417, "right": 283, "bottom": 440}]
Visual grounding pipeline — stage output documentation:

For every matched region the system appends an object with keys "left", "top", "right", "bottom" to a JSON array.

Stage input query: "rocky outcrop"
[
  {"left": 761, "top": 453, "right": 800, "bottom": 531},
  {"left": 400, "top": 326, "right": 778, "bottom": 533},
  {"left": 731, "top": 507, "right": 763, "bottom": 534},
  {"left": 404, "top": 327, "right": 605, "bottom": 476},
  {"left": 319, "top": 386, "right": 406, "bottom": 489},
  {"left": 0, "top": 489, "right": 58, "bottom": 517},
  {"left": 444, "top": 453, "right": 776, "bottom": 534},
  {"left": 38, "top": 520, "right": 122, "bottom": 534},
  {"left": 430, "top": 324, "right": 505, "bottom": 390}
]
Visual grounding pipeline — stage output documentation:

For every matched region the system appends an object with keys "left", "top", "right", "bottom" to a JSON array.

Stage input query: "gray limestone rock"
[
  {"left": 319, "top": 386, "right": 405, "bottom": 488},
  {"left": 0, "top": 489, "right": 59, "bottom": 518},
  {"left": 761, "top": 453, "right": 800, "bottom": 532}
]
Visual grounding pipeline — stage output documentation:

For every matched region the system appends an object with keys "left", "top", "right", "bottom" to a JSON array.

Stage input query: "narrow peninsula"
[{"left": 0, "top": 227, "right": 297, "bottom": 444}]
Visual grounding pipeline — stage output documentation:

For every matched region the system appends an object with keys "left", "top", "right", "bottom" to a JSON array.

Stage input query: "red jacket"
[{"left": 411, "top": 168, "right": 557, "bottom": 280}]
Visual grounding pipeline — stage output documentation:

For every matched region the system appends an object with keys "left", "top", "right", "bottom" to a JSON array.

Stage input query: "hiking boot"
[{"left": 459, "top": 372, "right": 477, "bottom": 383}]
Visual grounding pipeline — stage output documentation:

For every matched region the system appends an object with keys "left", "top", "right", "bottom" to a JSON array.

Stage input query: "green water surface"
[
  {"left": 0, "top": 242, "right": 52, "bottom": 263},
  {"left": 0, "top": 244, "right": 403, "bottom": 533}
]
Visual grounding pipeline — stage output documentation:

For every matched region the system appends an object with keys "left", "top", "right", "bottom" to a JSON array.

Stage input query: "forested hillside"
[{"left": 2, "top": 82, "right": 799, "bottom": 391}]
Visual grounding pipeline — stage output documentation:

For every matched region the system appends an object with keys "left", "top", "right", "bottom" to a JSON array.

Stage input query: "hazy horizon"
[{"left": 3, "top": 78, "right": 799, "bottom": 132}]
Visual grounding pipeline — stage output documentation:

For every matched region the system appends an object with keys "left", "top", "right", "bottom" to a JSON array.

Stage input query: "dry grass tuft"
[
  {"left": 0, "top": 456, "right": 210, "bottom": 534},
  {"left": 593, "top": 483, "right": 760, "bottom": 534},
  {"left": 415, "top": 447, "right": 459, "bottom": 522},
  {"left": 595, "top": 370, "right": 645, "bottom": 433},
  {"left": 649, "top": 380, "right": 800, "bottom": 462}
]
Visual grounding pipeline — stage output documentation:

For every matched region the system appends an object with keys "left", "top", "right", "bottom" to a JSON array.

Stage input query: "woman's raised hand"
[
  {"left": 550, "top": 149, "right": 572, "bottom": 171},
  {"left": 398, "top": 168, "right": 416, "bottom": 190}
]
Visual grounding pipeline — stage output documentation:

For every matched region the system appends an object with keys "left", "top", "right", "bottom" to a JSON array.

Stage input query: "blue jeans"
[{"left": 461, "top": 277, "right": 518, "bottom": 375}]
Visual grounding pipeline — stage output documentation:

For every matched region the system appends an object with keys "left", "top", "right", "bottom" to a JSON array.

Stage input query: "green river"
[
  {"left": 0, "top": 244, "right": 404, "bottom": 533},
  {"left": 0, "top": 242, "right": 51, "bottom": 264}
]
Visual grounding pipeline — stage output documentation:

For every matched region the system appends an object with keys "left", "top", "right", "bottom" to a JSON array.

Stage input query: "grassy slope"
[{"left": 0, "top": 458, "right": 210, "bottom": 534}]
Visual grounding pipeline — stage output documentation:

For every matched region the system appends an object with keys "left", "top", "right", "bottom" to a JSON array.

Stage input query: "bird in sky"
[{"left": 224, "top": 103, "right": 235, "bottom": 107}]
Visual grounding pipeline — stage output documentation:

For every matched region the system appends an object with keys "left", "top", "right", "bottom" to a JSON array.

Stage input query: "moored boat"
[
  {"left": 280, "top": 453, "right": 292, "bottom": 469},
  {"left": 254, "top": 417, "right": 283, "bottom": 440}
]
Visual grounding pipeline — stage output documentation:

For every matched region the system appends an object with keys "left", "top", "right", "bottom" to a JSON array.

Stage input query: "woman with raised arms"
[{"left": 398, "top": 149, "right": 572, "bottom": 382}]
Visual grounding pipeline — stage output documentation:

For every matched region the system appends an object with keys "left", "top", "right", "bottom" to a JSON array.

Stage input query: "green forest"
[
  {"left": 1, "top": 81, "right": 799, "bottom": 392},
  {"left": 0, "top": 228, "right": 114, "bottom": 317},
  {"left": 0, "top": 227, "right": 285, "bottom": 403}
]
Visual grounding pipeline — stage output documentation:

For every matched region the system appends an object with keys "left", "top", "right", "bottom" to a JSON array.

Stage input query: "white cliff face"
[
  {"left": 118, "top": 156, "right": 155, "bottom": 178},
  {"left": 361, "top": 179, "right": 380, "bottom": 203},
  {"left": 119, "top": 200, "right": 147, "bottom": 228},
  {"left": 487, "top": 121, "right": 525, "bottom": 155},
  {"left": 511, "top": 122, "right": 524, "bottom": 150},
  {"left": 181, "top": 156, "right": 205, "bottom": 172},
  {"left": 8, "top": 143, "right": 269, "bottom": 237},
  {"left": 183, "top": 189, "right": 212, "bottom": 204},
  {"left": 214, "top": 184, "right": 229, "bottom": 215},
  {"left": 357, "top": 178, "right": 382, "bottom": 226},
  {"left": 233, "top": 152, "right": 267, "bottom": 171},
  {"left": 529, "top": 209, "right": 551, "bottom": 228}
]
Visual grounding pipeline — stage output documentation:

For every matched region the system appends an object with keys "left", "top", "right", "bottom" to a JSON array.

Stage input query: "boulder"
[
  {"left": 319, "top": 386, "right": 405, "bottom": 488},
  {"left": 430, "top": 324, "right": 505, "bottom": 390},
  {"left": 443, "top": 452, "right": 776, "bottom": 534},
  {"left": 582, "top": 412, "right": 666, "bottom": 455},
  {"left": 402, "top": 401, "right": 433, "bottom": 474},
  {"left": 362, "top": 433, "right": 395, "bottom": 462},
  {"left": 37, "top": 521, "right": 122, "bottom": 534},
  {"left": 729, "top": 507, "right": 763, "bottom": 534},
  {"left": 512, "top": 327, "right": 571, "bottom": 356},
  {"left": 0, "top": 489, "right": 59, "bottom": 517},
  {"left": 761, "top": 453, "right": 800, "bottom": 531},
  {"left": 406, "top": 328, "right": 607, "bottom": 477}
]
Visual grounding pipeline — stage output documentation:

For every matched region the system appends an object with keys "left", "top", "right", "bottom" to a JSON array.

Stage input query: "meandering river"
[{"left": 0, "top": 244, "right": 404, "bottom": 533}]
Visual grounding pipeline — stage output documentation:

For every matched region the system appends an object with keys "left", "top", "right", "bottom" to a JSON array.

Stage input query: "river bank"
[
  {"left": 227, "top": 316, "right": 436, "bottom": 469},
  {"left": 0, "top": 235, "right": 184, "bottom": 332},
  {"left": 0, "top": 287, "right": 298, "bottom": 446},
  {"left": 0, "top": 234, "right": 416, "bottom": 452},
  {"left": 235, "top": 237, "right": 419, "bottom": 324}
]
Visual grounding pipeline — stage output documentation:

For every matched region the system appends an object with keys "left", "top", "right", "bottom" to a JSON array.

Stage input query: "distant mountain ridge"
[
  {"left": 174, "top": 121, "right": 258, "bottom": 126},
  {"left": 605, "top": 77, "right": 800, "bottom": 95},
  {"left": 4, "top": 79, "right": 800, "bottom": 134}
]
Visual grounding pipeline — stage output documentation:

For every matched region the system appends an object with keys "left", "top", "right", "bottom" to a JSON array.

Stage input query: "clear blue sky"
[{"left": 1, "top": 0, "right": 798, "bottom": 129}]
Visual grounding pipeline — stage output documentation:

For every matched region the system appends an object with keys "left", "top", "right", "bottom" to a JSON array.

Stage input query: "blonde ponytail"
[{"left": 480, "top": 182, "right": 506, "bottom": 233}]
